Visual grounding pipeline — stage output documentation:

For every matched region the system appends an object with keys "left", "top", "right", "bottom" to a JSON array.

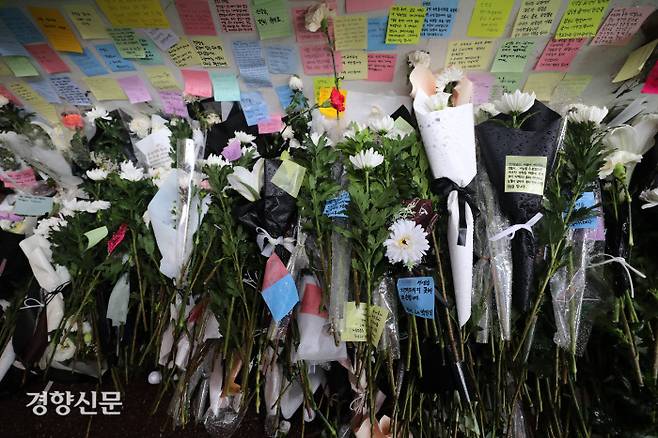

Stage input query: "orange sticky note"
[{"left": 28, "top": 7, "right": 82, "bottom": 53}]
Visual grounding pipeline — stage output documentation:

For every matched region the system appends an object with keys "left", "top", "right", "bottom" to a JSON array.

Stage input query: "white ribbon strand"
[
  {"left": 489, "top": 213, "right": 543, "bottom": 241},
  {"left": 255, "top": 227, "right": 296, "bottom": 257},
  {"left": 588, "top": 253, "right": 646, "bottom": 298}
]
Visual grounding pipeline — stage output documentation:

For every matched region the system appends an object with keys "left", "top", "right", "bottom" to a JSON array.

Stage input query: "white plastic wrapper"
[{"left": 19, "top": 234, "right": 71, "bottom": 292}]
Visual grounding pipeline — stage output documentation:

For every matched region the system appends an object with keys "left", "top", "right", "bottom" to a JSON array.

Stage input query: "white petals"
[
  {"left": 226, "top": 158, "right": 264, "bottom": 201},
  {"left": 566, "top": 104, "right": 608, "bottom": 125},
  {"left": 233, "top": 130, "right": 256, "bottom": 144},
  {"left": 640, "top": 188, "right": 658, "bottom": 209},
  {"left": 349, "top": 148, "right": 384, "bottom": 170},
  {"left": 205, "top": 154, "right": 229, "bottom": 167},
  {"left": 119, "top": 160, "right": 144, "bottom": 182},
  {"left": 407, "top": 51, "right": 431, "bottom": 69},
  {"left": 304, "top": 2, "right": 330, "bottom": 32},
  {"left": 85, "top": 107, "right": 111, "bottom": 125},
  {"left": 129, "top": 116, "right": 152, "bottom": 139},
  {"left": 598, "top": 150, "right": 641, "bottom": 179},
  {"left": 368, "top": 114, "right": 395, "bottom": 133},
  {"left": 85, "top": 168, "right": 108, "bottom": 181},
  {"left": 494, "top": 90, "right": 536, "bottom": 115},
  {"left": 289, "top": 75, "right": 304, "bottom": 91},
  {"left": 435, "top": 66, "right": 464, "bottom": 93},
  {"left": 384, "top": 219, "right": 430, "bottom": 268},
  {"left": 426, "top": 92, "right": 451, "bottom": 112}
]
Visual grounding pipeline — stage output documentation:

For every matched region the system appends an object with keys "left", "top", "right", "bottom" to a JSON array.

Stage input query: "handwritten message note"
[
  {"left": 275, "top": 85, "right": 294, "bottom": 110},
  {"left": 49, "top": 75, "right": 91, "bottom": 106},
  {"left": 368, "top": 16, "right": 396, "bottom": 51},
  {"left": 13, "top": 195, "right": 53, "bottom": 216},
  {"left": 524, "top": 72, "right": 564, "bottom": 101},
  {"left": 258, "top": 114, "right": 284, "bottom": 135},
  {"left": 117, "top": 75, "right": 151, "bottom": 103},
  {"left": 445, "top": 39, "right": 495, "bottom": 70},
  {"left": 168, "top": 38, "right": 202, "bottom": 67},
  {"left": 0, "top": 8, "right": 44, "bottom": 44},
  {"left": 341, "top": 302, "right": 388, "bottom": 346},
  {"left": 592, "top": 6, "right": 655, "bottom": 46},
  {"left": 556, "top": 0, "right": 610, "bottom": 40},
  {"left": 367, "top": 53, "right": 397, "bottom": 82},
  {"left": 95, "top": 43, "right": 135, "bottom": 72},
  {"left": 191, "top": 37, "right": 229, "bottom": 67},
  {"left": 551, "top": 74, "right": 592, "bottom": 101},
  {"left": 340, "top": 50, "right": 367, "bottom": 80},
  {"left": 28, "top": 7, "right": 82, "bottom": 53},
  {"left": 182, "top": 69, "right": 213, "bottom": 98},
  {"left": 491, "top": 72, "right": 524, "bottom": 99},
  {"left": 504, "top": 155, "right": 547, "bottom": 195},
  {"left": 253, "top": 0, "right": 292, "bottom": 40},
  {"left": 241, "top": 65, "right": 272, "bottom": 88},
  {"left": 323, "top": 191, "right": 350, "bottom": 218},
  {"left": 96, "top": 0, "right": 170, "bottom": 28},
  {"left": 85, "top": 77, "right": 127, "bottom": 101},
  {"left": 334, "top": 15, "right": 367, "bottom": 51},
  {"left": 136, "top": 38, "right": 162, "bottom": 65},
  {"left": 490, "top": 38, "right": 536, "bottom": 73},
  {"left": 511, "top": 0, "right": 561, "bottom": 37},
  {"left": 240, "top": 91, "right": 269, "bottom": 126},
  {"left": 64, "top": 5, "right": 109, "bottom": 40},
  {"left": 397, "top": 277, "right": 435, "bottom": 319},
  {"left": 385, "top": 6, "right": 427, "bottom": 45},
  {"left": 301, "top": 44, "right": 342, "bottom": 75},
  {"left": 232, "top": 40, "right": 264, "bottom": 68},
  {"left": 176, "top": 0, "right": 216, "bottom": 35},
  {"left": 641, "top": 62, "right": 658, "bottom": 95},
  {"left": 25, "top": 44, "right": 70, "bottom": 74},
  {"left": 159, "top": 90, "right": 189, "bottom": 117},
  {"left": 107, "top": 28, "right": 145, "bottom": 59},
  {"left": 0, "top": 168, "right": 37, "bottom": 189},
  {"left": 144, "top": 29, "right": 179, "bottom": 51},
  {"left": 535, "top": 38, "right": 587, "bottom": 71},
  {"left": 613, "top": 39, "right": 658, "bottom": 83},
  {"left": 216, "top": 0, "right": 254, "bottom": 33},
  {"left": 29, "top": 79, "right": 62, "bottom": 103},
  {"left": 467, "top": 71, "right": 495, "bottom": 104},
  {"left": 467, "top": 0, "right": 515, "bottom": 38},
  {"left": 144, "top": 66, "right": 179, "bottom": 90},
  {"left": 265, "top": 45, "right": 298, "bottom": 74},
  {"left": 211, "top": 72, "right": 240, "bottom": 101},
  {"left": 421, "top": 0, "right": 458, "bottom": 38}
]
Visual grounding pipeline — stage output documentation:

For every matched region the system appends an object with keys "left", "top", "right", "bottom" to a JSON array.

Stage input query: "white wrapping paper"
[{"left": 19, "top": 234, "right": 70, "bottom": 292}]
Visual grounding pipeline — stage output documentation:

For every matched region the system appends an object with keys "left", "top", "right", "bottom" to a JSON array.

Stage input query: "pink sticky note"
[
  {"left": 217, "top": 0, "right": 255, "bottom": 33},
  {"left": 293, "top": 7, "right": 334, "bottom": 43},
  {"left": 467, "top": 72, "right": 494, "bottom": 105},
  {"left": 0, "top": 167, "right": 37, "bottom": 189},
  {"left": 117, "top": 75, "right": 152, "bottom": 104},
  {"left": 182, "top": 69, "right": 213, "bottom": 98},
  {"left": 0, "top": 85, "right": 21, "bottom": 106},
  {"left": 534, "top": 38, "right": 587, "bottom": 72},
  {"left": 159, "top": 90, "right": 189, "bottom": 117},
  {"left": 300, "top": 44, "right": 342, "bottom": 75},
  {"left": 257, "top": 114, "right": 283, "bottom": 134},
  {"left": 641, "top": 61, "right": 658, "bottom": 95},
  {"left": 345, "top": 0, "right": 393, "bottom": 13},
  {"left": 25, "top": 43, "right": 70, "bottom": 74},
  {"left": 176, "top": 0, "right": 217, "bottom": 35},
  {"left": 592, "top": 6, "right": 655, "bottom": 46},
  {"left": 367, "top": 53, "right": 397, "bottom": 82}
]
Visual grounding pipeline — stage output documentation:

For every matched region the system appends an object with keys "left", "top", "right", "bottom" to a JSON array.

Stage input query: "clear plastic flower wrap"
[
  {"left": 329, "top": 222, "right": 351, "bottom": 342},
  {"left": 374, "top": 275, "right": 401, "bottom": 360}
]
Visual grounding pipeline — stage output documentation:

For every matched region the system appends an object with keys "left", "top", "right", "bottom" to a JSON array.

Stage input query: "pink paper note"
[
  {"left": 300, "top": 44, "right": 342, "bottom": 75},
  {"left": 182, "top": 69, "right": 213, "bottom": 98},
  {"left": 345, "top": 0, "right": 393, "bottom": 13},
  {"left": 25, "top": 43, "right": 70, "bottom": 74},
  {"left": 0, "top": 167, "right": 37, "bottom": 189},
  {"left": 216, "top": 0, "right": 255, "bottom": 32},
  {"left": 176, "top": 0, "right": 217, "bottom": 35},
  {"left": 159, "top": 90, "right": 189, "bottom": 117},
  {"left": 117, "top": 75, "right": 152, "bottom": 104},
  {"left": 293, "top": 7, "right": 334, "bottom": 43},
  {"left": 467, "top": 72, "right": 494, "bottom": 105},
  {"left": 367, "top": 53, "right": 397, "bottom": 82},
  {"left": 592, "top": 6, "right": 655, "bottom": 46},
  {"left": 0, "top": 85, "right": 21, "bottom": 105},
  {"left": 534, "top": 38, "right": 587, "bottom": 72},
  {"left": 641, "top": 61, "right": 658, "bottom": 95},
  {"left": 257, "top": 114, "right": 283, "bottom": 134}
]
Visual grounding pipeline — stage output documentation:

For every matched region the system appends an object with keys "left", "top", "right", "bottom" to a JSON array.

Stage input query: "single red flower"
[
  {"left": 107, "top": 223, "right": 128, "bottom": 255},
  {"left": 329, "top": 87, "right": 345, "bottom": 112},
  {"left": 61, "top": 113, "right": 84, "bottom": 130}
]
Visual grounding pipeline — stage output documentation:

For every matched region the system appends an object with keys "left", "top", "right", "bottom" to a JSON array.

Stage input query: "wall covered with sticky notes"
[{"left": 0, "top": 0, "right": 657, "bottom": 130}]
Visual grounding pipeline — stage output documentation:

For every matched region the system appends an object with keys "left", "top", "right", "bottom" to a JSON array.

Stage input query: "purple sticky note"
[
  {"left": 117, "top": 75, "right": 151, "bottom": 104},
  {"left": 159, "top": 90, "right": 189, "bottom": 117}
]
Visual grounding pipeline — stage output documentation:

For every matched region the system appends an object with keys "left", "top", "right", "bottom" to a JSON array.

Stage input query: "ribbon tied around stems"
[
  {"left": 255, "top": 227, "right": 296, "bottom": 257},
  {"left": 489, "top": 213, "right": 543, "bottom": 241},
  {"left": 430, "top": 177, "right": 478, "bottom": 246},
  {"left": 588, "top": 253, "right": 646, "bottom": 298}
]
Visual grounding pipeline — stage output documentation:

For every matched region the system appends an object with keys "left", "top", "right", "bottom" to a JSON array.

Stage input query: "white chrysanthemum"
[
  {"left": 343, "top": 121, "right": 366, "bottom": 140},
  {"left": 49, "top": 125, "right": 74, "bottom": 153},
  {"left": 52, "top": 337, "right": 76, "bottom": 362},
  {"left": 305, "top": 2, "right": 331, "bottom": 32},
  {"left": 289, "top": 138, "right": 302, "bottom": 149},
  {"left": 88, "top": 200, "right": 111, "bottom": 212},
  {"left": 33, "top": 216, "right": 68, "bottom": 237},
  {"left": 310, "top": 131, "right": 332, "bottom": 147},
  {"left": 205, "top": 153, "right": 229, "bottom": 167},
  {"left": 281, "top": 126, "right": 294, "bottom": 140},
  {"left": 566, "top": 104, "right": 608, "bottom": 125},
  {"left": 640, "top": 188, "right": 658, "bottom": 209},
  {"left": 205, "top": 112, "right": 221, "bottom": 126},
  {"left": 148, "top": 165, "right": 173, "bottom": 187},
  {"left": 368, "top": 114, "right": 395, "bottom": 133},
  {"left": 407, "top": 50, "right": 430, "bottom": 69},
  {"left": 349, "top": 148, "right": 384, "bottom": 170},
  {"left": 494, "top": 90, "right": 536, "bottom": 115},
  {"left": 233, "top": 130, "right": 256, "bottom": 144},
  {"left": 384, "top": 219, "right": 430, "bottom": 267},
  {"left": 598, "top": 150, "right": 642, "bottom": 179},
  {"left": 85, "top": 107, "right": 111, "bottom": 125},
  {"left": 435, "top": 66, "right": 464, "bottom": 92},
  {"left": 475, "top": 102, "right": 500, "bottom": 123},
  {"left": 86, "top": 168, "right": 108, "bottom": 181},
  {"left": 289, "top": 75, "right": 303, "bottom": 91},
  {"left": 119, "top": 160, "right": 144, "bottom": 181},
  {"left": 0, "top": 95, "right": 9, "bottom": 107},
  {"left": 426, "top": 92, "right": 451, "bottom": 112},
  {"left": 129, "top": 116, "right": 151, "bottom": 139}
]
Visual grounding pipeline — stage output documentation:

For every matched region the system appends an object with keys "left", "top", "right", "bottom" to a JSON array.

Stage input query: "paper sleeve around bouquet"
[{"left": 413, "top": 89, "right": 476, "bottom": 327}]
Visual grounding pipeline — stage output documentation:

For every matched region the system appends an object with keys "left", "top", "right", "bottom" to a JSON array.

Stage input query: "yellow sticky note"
[
  {"left": 334, "top": 15, "right": 367, "bottom": 51},
  {"left": 31, "top": 101, "right": 59, "bottom": 124},
  {"left": 168, "top": 37, "right": 202, "bottom": 68},
  {"left": 318, "top": 87, "right": 346, "bottom": 119},
  {"left": 28, "top": 7, "right": 83, "bottom": 53},
  {"left": 64, "top": 4, "right": 110, "bottom": 40},
  {"left": 523, "top": 72, "right": 564, "bottom": 101},
  {"left": 4, "top": 57, "right": 39, "bottom": 77},
  {"left": 445, "top": 39, "right": 496, "bottom": 70},
  {"left": 612, "top": 39, "right": 658, "bottom": 83},
  {"left": 341, "top": 302, "right": 389, "bottom": 347},
  {"left": 555, "top": 0, "right": 610, "bottom": 40},
  {"left": 85, "top": 77, "right": 127, "bottom": 101},
  {"left": 190, "top": 37, "right": 229, "bottom": 68},
  {"left": 467, "top": 0, "right": 515, "bottom": 38},
  {"left": 551, "top": 74, "right": 592, "bottom": 102},
  {"left": 313, "top": 76, "right": 334, "bottom": 101},
  {"left": 511, "top": 0, "right": 562, "bottom": 38},
  {"left": 385, "top": 6, "right": 427, "bottom": 45},
  {"left": 96, "top": 0, "right": 169, "bottom": 28},
  {"left": 0, "top": 59, "right": 12, "bottom": 76},
  {"left": 7, "top": 82, "right": 41, "bottom": 104},
  {"left": 144, "top": 66, "right": 180, "bottom": 90},
  {"left": 341, "top": 50, "right": 368, "bottom": 80}
]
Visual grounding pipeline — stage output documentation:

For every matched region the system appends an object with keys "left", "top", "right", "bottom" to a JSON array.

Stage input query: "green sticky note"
[
  {"left": 555, "top": 0, "right": 610, "bottom": 39},
  {"left": 490, "top": 38, "right": 536, "bottom": 73},
  {"left": 84, "top": 226, "right": 108, "bottom": 249},
  {"left": 107, "top": 28, "right": 146, "bottom": 59},
  {"left": 4, "top": 56, "right": 39, "bottom": 77},
  {"left": 253, "top": 0, "right": 292, "bottom": 40},
  {"left": 504, "top": 156, "right": 547, "bottom": 195},
  {"left": 394, "top": 117, "right": 415, "bottom": 136},
  {"left": 385, "top": 6, "right": 427, "bottom": 45},
  {"left": 211, "top": 72, "right": 240, "bottom": 102},
  {"left": 136, "top": 37, "right": 163, "bottom": 65},
  {"left": 341, "top": 302, "right": 389, "bottom": 347},
  {"left": 551, "top": 74, "right": 592, "bottom": 102},
  {"left": 271, "top": 159, "right": 306, "bottom": 198},
  {"left": 491, "top": 72, "right": 524, "bottom": 99}
]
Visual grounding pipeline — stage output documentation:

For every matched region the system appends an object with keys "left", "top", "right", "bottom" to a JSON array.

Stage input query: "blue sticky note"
[
  {"left": 0, "top": 21, "right": 29, "bottom": 57},
  {"left": 13, "top": 195, "right": 53, "bottom": 217},
  {"left": 0, "top": 8, "right": 44, "bottom": 44},
  {"left": 241, "top": 64, "right": 272, "bottom": 89},
  {"left": 136, "top": 37, "right": 163, "bottom": 66},
  {"left": 421, "top": 0, "right": 458, "bottom": 38},
  {"left": 368, "top": 17, "right": 396, "bottom": 52},
  {"left": 397, "top": 277, "right": 435, "bottom": 319},
  {"left": 95, "top": 43, "right": 136, "bottom": 72},
  {"left": 211, "top": 72, "right": 240, "bottom": 102},
  {"left": 28, "top": 79, "right": 61, "bottom": 104},
  {"left": 262, "top": 275, "right": 299, "bottom": 322},
  {"left": 323, "top": 191, "right": 350, "bottom": 218},
  {"left": 265, "top": 45, "right": 298, "bottom": 75},
  {"left": 49, "top": 75, "right": 91, "bottom": 106},
  {"left": 68, "top": 48, "right": 109, "bottom": 76},
  {"left": 232, "top": 40, "right": 264, "bottom": 69},
  {"left": 569, "top": 191, "right": 598, "bottom": 229},
  {"left": 241, "top": 91, "right": 269, "bottom": 126},
  {"left": 275, "top": 85, "right": 293, "bottom": 109}
]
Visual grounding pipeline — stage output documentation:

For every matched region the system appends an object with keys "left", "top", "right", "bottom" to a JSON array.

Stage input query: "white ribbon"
[
  {"left": 489, "top": 213, "right": 543, "bottom": 241},
  {"left": 588, "top": 253, "right": 646, "bottom": 298},
  {"left": 255, "top": 227, "right": 296, "bottom": 257},
  {"left": 19, "top": 297, "right": 45, "bottom": 310}
]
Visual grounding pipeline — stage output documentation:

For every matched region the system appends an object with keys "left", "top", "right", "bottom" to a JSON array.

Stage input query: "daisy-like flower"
[
  {"left": 566, "top": 104, "right": 608, "bottom": 125},
  {"left": 129, "top": 116, "right": 151, "bottom": 139},
  {"left": 426, "top": 92, "right": 451, "bottom": 112},
  {"left": 305, "top": 2, "right": 331, "bottom": 32},
  {"left": 598, "top": 150, "right": 642, "bottom": 179},
  {"left": 205, "top": 153, "right": 229, "bottom": 167},
  {"left": 310, "top": 131, "right": 333, "bottom": 147},
  {"left": 384, "top": 219, "right": 430, "bottom": 268},
  {"left": 349, "top": 148, "right": 384, "bottom": 170},
  {"left": 368, "top": 114, "right": 395, "bottom": 133},
  {"left": 85, "top": 107, "right": 111, "bottom": 125},
  {"left": 119, "top": 160, "right": 144, "bottom": 181},
  {"left": 494, "top": 90, "right": 536, "bottom": 115},
  {"left": 475, "top": 102, "right": 500, "bottom": 123},
  {"left": 435, "top": 65, "right": 464, "bottom": 93},
  {"left": 233, "top": 130, "right": 256, "bottom": 144},
  {"left": 0, "top": 95, "right": 9, "bottom": 107},
  {"left": 33, "top": 216, "right": 68, "bottom": 237},
  {"left": 407, "top": 50, "right": 431, "bottom": 69},
  {"left": 289, "top": 75, "right": 304, "bottom": 91},
  {"left": 86, "top": 168, "right": 109, "bottom": 181},
  {"left": 640, "top": 188, "right": 658, "bottom": 209}
]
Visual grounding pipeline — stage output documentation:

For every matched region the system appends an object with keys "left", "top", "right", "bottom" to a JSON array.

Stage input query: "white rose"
[
  {"left": 289, "top": 75, "right": 303, "bottom": 91},
  {"left": 304, "top": 2, "right": 331, "bottom": 32}
]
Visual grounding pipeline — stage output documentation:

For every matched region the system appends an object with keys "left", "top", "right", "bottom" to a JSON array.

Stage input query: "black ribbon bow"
[{"left": 430, "top": 177, "right": 478, "bottom": 246}]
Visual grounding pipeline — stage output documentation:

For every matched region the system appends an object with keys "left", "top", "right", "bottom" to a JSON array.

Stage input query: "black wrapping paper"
[
  {"left": 204, "top": 102, "right": 258, "bottom": 158},
  {"left": 476, "top": 101, "right": 563, "bottom": 311}
]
